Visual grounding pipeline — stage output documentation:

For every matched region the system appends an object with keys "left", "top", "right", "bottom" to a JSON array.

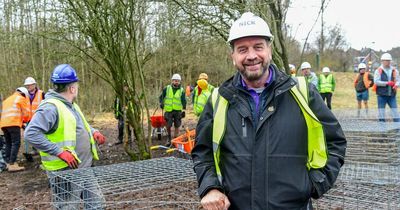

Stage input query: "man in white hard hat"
[
  {"left": 159, "top": 73, "right": 186, "bottom": 145},
  {"left": 318, "top": 67, "right": 336, "bottom": 109},
  {"left": 24, "top": 77, "right": 45, "bottom": 116},
  {"left": 192, "top": 12, "right": 346, "bottom": 210},
  {"left": 300, "top": 61, "right": 318, "bottom": 87},
  {"left": 374, "top": 53, "right": 400, "bottom": 122},
  {"left": 0, "top": 87, "right": 31, "bottom": 171},
  {"left": 23, "top": 77, "right": 45, "bottom": 161},
  {"left": 354, "top": 63, "right": 374, "bottom": 117}
]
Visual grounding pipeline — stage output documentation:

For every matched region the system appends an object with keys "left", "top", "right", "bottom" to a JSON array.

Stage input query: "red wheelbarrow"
[{"left": 150, "top": 109, "right": 167, "bottom": 140}]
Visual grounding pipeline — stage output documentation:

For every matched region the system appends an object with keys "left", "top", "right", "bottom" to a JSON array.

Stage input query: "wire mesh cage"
[
  {"left": 17, "top": 109, "right": 400, "bottom": 209},
  {"left": 46, "top": 157, "right": 200, "bottom": 209},
  {"left": 314, "top": 109, "right": 400, "bottom": 209}
]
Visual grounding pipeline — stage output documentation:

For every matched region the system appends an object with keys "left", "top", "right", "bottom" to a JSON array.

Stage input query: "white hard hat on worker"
[
  {"left": 300, "top": 62, "right": 311, "bottom": 70},
  {"left": 24, "top": 77, "right": 36, "bottom": 85},
  {"left": 24, "top": 77, "right": 37, "bottom": 93},
  {"left": 171, "top": 73, "right": 181, "bottom": 87},
  {"left": 228, "top": 12, "right": 274, "bottom": 45},
  {"left": 322, "top": 67, "right": 330, "bottom": 73},
  {"left": 358, "top": 63, "right": 367, "bottom": 70},
  {"left": 229, "top": 12, "right": 274, "bottom": 83},
  {"left": 16, "top": 87, "right": 29, "bottom": 97},
  {"left": 381, "top": 53, "right": 392, "bottom": 61}
]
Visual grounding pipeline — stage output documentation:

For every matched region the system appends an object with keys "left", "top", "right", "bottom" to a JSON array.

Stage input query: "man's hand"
[
  {"left": 58, "top": 151, "right": 78, "bottom": 169},
  {"left": 93, "top": 131, "right": 106, "bottom": 145},
  {"left": 201, "top": 189, "right": 230, "bottom": 210},
  {"left": 387, "top": 81, "right": 395, "bottom": 87},
  {"left": 393, "top": 85, "right": 398, "bottom": 90}
]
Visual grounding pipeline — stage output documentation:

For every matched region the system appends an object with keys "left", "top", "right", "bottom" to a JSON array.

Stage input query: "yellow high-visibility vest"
[
  {"left": 211, "top": 77, "right": 327, "bottom": 183},
  {"left": 39, "top": 98, "right": 99, "bottom": 171},
  {"left": 164, "top": 85, "right": 183, "bottom": 112}
]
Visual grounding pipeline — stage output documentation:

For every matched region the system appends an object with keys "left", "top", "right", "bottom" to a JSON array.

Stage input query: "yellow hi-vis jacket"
[
  {"left": 194, "top": 89, "right": 211, "bottom": 116},
  {"left": 318, "top": 74, "right": 335, "bottom": 93},
  {"left": 164, "top": 85, "right": 183, "bottom": 112},
  {"left": 39, "top": 98, "right": 99, "bottom": 171},
  {"left": 211, "top": 77, "right": 327, "bottom": 183}
]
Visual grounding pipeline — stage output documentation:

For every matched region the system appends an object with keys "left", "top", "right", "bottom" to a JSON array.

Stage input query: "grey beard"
[{"left": 240, "top": 64, "right": 269, "bottom": 82}]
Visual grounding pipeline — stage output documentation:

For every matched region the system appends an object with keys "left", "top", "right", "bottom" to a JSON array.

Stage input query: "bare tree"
[
  {"left": 170, "top": 0, "right": 292, "bottom": 73},
  {"left": 60, "top": 0, "right": 153, "bottom": 160}
]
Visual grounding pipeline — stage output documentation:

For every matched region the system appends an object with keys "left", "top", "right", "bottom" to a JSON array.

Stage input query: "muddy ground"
[{"left": 0, "top": 113, "right": 198, "bottom": 209}]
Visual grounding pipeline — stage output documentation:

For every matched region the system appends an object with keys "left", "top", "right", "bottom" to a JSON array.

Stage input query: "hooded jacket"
[{"left": 192, "top": 65, "right": 346, "bottom": 209}]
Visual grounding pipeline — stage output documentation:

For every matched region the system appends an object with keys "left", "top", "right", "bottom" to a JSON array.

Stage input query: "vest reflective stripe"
[
  {"left": 39, "top": 98, "right": 99, "bottom": 171},
  {"left": 319, "top": 74, "right": 334, "bottom": 93},
  {"left": 354, "top": 73, "right": 372, "bottom": 89},
  {"left": 290, "top": 78, "right": 327, "bottom": 169},
  {"left": 74, "top": 103, "right": 99, "bottom": 161},
  {"left": 194, "top": 89, "right": 211, "bottom": 116},
  {"left": 0, "top": 93, "right": 30, "bottom": 128},
  {"left": 211, "top": 77, "right": 327, "bottom": 183},
  {"left": 211, "top": 88, "right": 228, "bottom": 184},
  {"left": 164, "top": 85, "right": 183, "bottom": 112},
  {"left": 31, "top": 90, "right": 44, "bottom": 114}
]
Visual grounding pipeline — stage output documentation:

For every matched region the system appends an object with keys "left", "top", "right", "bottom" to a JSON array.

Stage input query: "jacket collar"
[{"left": 219, "top": 64, "right": 295, "bottom": 101}]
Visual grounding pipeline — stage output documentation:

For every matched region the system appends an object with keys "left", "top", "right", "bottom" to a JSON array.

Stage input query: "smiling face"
[{"left": 231, "top": 36, "right": 272, "bottom": 82}]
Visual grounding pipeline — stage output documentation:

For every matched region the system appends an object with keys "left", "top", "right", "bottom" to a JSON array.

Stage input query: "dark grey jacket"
[{"left": 192, "top": 65, "right": 346, "bottom": 210}]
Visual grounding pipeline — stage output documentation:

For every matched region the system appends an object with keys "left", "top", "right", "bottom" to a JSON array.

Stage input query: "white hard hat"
[
  {"left": 16, "top": 87, "right": 29, "bottom": 97},
  {"left": 24, "top": 77, "right": 36, "bottom": 85},
  {"left": 300, "top": 62, "right": 311, "bottom": 70},
  {"left": 322, "top": 67, "right": 330, "bottom": 73},
  {"left": 289, "top": 64, "right": 296, "bottom": 70},
  {"left": 358, "top": 63, "right": 367, "bottom": 69},
  {"left": 171, "top": 73, "right": 181, "bottom": 81},
  {"left": 381, "top": 53, "right": 392, "bottom": 61},
  {"left": 227, "top": 12, "right": 274, "bottom": 44}
]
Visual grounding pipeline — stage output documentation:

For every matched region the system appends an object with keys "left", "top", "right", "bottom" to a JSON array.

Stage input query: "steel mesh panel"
[{"left": 47, "top": 157, "right": 199, "bottom": 209}]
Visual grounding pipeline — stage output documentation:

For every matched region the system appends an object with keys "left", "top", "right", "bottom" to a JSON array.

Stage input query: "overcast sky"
[{"left": 286, "top": 0, "right": 400, "bottom": 51}]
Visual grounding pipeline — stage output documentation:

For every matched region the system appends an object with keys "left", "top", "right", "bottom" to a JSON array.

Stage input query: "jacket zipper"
[{"left": 242, "top": 117, "right": 247, "bottom": 138}]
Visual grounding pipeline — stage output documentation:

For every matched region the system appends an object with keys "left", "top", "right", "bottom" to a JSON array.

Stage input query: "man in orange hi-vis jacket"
[{"left": 0, "top": 87, "right": 31, "bottom": 172}]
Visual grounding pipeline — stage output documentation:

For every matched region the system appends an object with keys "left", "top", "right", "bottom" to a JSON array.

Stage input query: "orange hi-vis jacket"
[
  {"left": 354, "top": 73, "right": 372, "bottom": 89},
  {"left": 0, "top": 92, "right": 31, "bottom": 128},
  {"left": 30, "top": 89, "right": 44, "bottom": 115}
]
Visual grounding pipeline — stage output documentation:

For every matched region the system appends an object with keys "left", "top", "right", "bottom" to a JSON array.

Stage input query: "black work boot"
[{"left": 165, "top": 134, "right": 172, "bottom": 147}]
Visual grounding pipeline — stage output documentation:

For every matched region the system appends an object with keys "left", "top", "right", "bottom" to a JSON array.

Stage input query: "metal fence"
[
  {"left": 46, "top": 157, "right": 200, "bottom": 209},
  {"left": 16, "top": 108, "right": 400, "bottom": 209},
  {"left": 314, "top": 108, "right": 400, "bottom": 209}
]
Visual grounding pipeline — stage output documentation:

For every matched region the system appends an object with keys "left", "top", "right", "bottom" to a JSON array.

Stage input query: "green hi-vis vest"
[
  {"left": 39, "top": 98, "right": 99, "bottom": 171},
  {"left": 194, "top": 89, "right": 211, "bottom": 116},
  {"left": 211, "top": 77, "right": 327, "bottom": 183},
  {"left": 319, "top": 74, "right": 334, "bottom": 93},
  {"left": 164, "top": 85, "right": 183, "bottom": 112}
]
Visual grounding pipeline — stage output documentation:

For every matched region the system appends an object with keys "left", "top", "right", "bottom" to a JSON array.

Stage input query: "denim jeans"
[
  {"left": 377, "top": 95, "right": 400, "bottom": 122},
  {"left": 2, "top": 126, "right": 21, "bottom": 163}
]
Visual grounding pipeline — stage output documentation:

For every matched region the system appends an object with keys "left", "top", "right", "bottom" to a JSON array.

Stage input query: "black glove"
[
  {"left": 181, "top": 111, "right": 186, "bottom": 118},
  {"left": 160, "top": 103, "right": 164, "bottom": 109}
]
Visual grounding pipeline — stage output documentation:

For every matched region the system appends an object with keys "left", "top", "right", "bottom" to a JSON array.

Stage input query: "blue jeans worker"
[
  {"left": 374, "top": 53, "right": 400, "bottom": 122},
  {"left": 354, "top": 63, "right": 374, "bottom": 117}
]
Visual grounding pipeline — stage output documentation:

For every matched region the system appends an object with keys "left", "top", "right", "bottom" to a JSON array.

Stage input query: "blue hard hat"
[{"left": 51, "top": 64, "right": 79, "bottom": 84}]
